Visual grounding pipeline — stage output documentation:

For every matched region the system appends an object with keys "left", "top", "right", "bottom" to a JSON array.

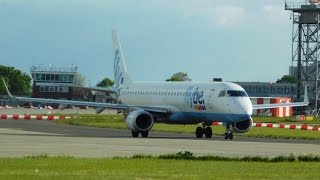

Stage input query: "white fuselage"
[{"left": 117, "top": 81, "right": 253, "bottom": 124}]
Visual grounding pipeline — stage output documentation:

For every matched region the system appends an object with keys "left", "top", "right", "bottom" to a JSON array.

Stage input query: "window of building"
[
  {"left": 252, "top": 87, "right": 257, "bottom": 93},
  {"left": 39, "top": 86, "right": 45, "bottom": 92},
  {"left": 55, "top": 74, "right": 59, "bottom": 82},
  {"left": 59, "top": 75, "right": 64, "bottom": 82},
  {"left": 36, "top": 74, "right": 45, "bottom": 81},
  {"left": 257, "top": 87, "right": 261, "bottom": 93},
  {"left": 45, "top": 74, "right": 50, "bottom": 81},
  {"left": 62, "top": 86, "right": 69, "bottom": 93},
  {"left": 278, "top": 87, "right": 284, "bottom": 93},
  {"left": 49, "top": 86, "right": 56, "bottom": 92},
  {"left": 271, "top": 87, "right": 275, "bottom": 93},
  {"left": 285, "top": 87, "right": 289, "bottom": 94},
  {"left": 57, "top": 87, "right": 63, "bottom": 92},
  {"left": 50, "top": 74, "right": 54, "bottom": 81},
  {"left": 69, "top": 75, "right": 74, "bottom": 82},
  {"left": 63, "top": 75, "right": 69, "bottom": 82}
]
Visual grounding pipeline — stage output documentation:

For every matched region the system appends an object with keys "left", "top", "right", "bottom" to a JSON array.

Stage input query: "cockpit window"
[
  {"left": 226, "top": 90, "right": 248, "bottom": 97},
  {"left": 218, "top": 90, "right": 226, "bottom": 97}
]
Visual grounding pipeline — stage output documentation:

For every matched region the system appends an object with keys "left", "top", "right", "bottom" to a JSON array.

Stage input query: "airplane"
[{"left": 2, "top": 30, "right": 309, "bottom": 140}]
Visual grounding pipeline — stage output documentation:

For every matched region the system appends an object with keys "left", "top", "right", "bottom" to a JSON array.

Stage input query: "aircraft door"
[{"left": 207, "top": 89, "right": 215, "bottom": 110}]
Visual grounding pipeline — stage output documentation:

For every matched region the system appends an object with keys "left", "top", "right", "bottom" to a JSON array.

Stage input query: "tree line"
[{"left": 0, "top": 65, "right": 31, "bottom": 95}]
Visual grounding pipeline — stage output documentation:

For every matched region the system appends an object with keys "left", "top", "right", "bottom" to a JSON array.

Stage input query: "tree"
[
  {"left": 276, "top": 75, "right": 298, "bottom": 83},
  {"left": 97, "top": 77, "right": 114, "bottom": 87},
  {"left": 166, "top": 72, "right": 191, "bottom": 82},
  {"left": 74, "top": 73, "right": 86, "bottom": 86},
  {"left": 0, "top": 65, "right": 31, "bottom": 95}
]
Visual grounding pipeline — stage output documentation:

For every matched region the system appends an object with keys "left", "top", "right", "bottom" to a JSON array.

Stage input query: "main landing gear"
[
  {"left": 131, "top": 131, "right": 149, "bottom": 138},
  {"left": 224, "top": 124, "right": 233, "bottom": 140},
  {"left": 195, "top": 124, "right": 212, "bottom": 138}
]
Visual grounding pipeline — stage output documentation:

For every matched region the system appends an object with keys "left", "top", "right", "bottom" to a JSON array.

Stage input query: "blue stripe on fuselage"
[{"left": 164, "top": 112, "right": 251, "bottom": 124}]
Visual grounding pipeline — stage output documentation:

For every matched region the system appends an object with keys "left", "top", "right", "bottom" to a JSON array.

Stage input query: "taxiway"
[{"left": 0, "top": 119, "right": 319, "bottom": 158}]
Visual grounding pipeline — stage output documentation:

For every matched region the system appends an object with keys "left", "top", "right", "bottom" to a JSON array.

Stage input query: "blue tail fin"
[{"left": 112, "top": 30, "right": 132, "bottom": 85}]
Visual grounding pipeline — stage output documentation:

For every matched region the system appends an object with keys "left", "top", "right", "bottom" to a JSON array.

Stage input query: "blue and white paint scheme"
[{"left": 3, "top": 30, "right": 309, "bottom": 139}]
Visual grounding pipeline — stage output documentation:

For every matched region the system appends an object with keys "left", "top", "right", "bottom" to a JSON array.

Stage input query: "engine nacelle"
[
  {"left": 125, "top": 110, "right": 154, "bottom": 132},
  {"left": 232, "top": 117, "right": 253, "bottom": 133}
]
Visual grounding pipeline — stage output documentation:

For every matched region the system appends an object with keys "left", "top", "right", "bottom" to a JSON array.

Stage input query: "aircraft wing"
[
  {"left": 53, "top": 83, "right": 116, "bottom": 94},
  {"left": 252, "top": 101, "right": 309, "bottom": 110},
  {"left": 252, "top": 85, "right": 309, "bottom": 110},
  {"left": 10, "top": 96, "right": 170, "bottom": 113},
  {"left": 2, "top": 78, "right": 170, "bottom": 114}
]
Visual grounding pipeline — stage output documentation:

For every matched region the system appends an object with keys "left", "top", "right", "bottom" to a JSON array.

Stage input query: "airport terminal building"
[
  {"left": 234, "top": 82, "right": 297, "bottom": 117},
  {"left": 235, "top": 82, "right": 297, "bottom": 98}
]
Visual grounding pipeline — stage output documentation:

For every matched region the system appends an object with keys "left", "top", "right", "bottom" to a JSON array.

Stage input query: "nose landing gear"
[
  {"left": 224, "top": 124, "right": 233, "bottom": 140},
  {"left": 195, "top": 124, "right": 212, "bottom": 138},
  {"left": 131, "top": 131, "right": 149, "bottom": 138}
]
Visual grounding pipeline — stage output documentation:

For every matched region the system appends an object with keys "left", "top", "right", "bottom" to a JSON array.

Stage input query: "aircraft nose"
[
  {"left": 244, "top": 102, "right": 253, "bottom": 116},
  {"left": 236, "top": 98, "right": 253, "bottom": 117}
]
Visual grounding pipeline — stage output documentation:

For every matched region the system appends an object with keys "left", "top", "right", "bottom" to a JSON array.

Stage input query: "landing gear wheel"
[
  {"left": 224, "top": 132, "right": 228, "bottom": 140},
  {"left": 204, "top": 127, "right": 212, "bottom": 138},
  {"left": 224, "top": 131, "right": 233, "bottom": 140},
  {"left": 229, "top": 132, "right": 233, "bottom": 140},
  {"left": 132, "top": 131, "right": 139, "bottom": 137},
  {"left": 196, "top": 127, "right": 204, "bottom": 138},
  {"left": 141, "top": 131, "right": 149, "bottom": 138}
]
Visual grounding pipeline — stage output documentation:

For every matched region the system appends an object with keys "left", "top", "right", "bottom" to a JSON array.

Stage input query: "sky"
[{"left": 0, "top": 0, "right": 294, "bottom": 86}]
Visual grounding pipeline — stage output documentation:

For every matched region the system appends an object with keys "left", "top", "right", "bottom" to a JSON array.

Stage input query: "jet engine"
[
  {"left": 125, "top": 110, "right": 154, "bottom": 132},
  {"left": 232, "top": 117, "right": 253, "bottom": 133}
]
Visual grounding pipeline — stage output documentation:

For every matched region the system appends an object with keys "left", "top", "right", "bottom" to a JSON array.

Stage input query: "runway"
[{"left": 0, "top": 119, "right": 320, "bottom": 158}]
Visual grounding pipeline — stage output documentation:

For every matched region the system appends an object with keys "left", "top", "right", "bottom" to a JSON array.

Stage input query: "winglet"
[
  {"left": 304, "top": 84, "right": 309, "bottom": 104},
  {"left": 2, "top": 78, "right": 14, "bottom": 99}
]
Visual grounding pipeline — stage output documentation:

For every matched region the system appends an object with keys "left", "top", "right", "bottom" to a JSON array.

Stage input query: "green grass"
[
  {"left": 0, "top": 153, "right": 320, "bottom": 180},
  {"left": 55, "top": 114, "right": 320, "bottom": 140}
]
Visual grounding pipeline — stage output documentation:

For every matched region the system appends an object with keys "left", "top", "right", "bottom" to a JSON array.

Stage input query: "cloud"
[
  {"left": 261, "top": 5, "right": 290, "bottom": 24},
  {"left": 204, "top": 5, "right": 247, "bottom": 27},
  {"left": 153, "top": 1, "right": 248, "bottom": 28}
]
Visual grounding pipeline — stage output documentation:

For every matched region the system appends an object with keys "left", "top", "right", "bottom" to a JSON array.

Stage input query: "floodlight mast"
[{"left": 286, "top": 0, "right": 320, "bottom": 116}]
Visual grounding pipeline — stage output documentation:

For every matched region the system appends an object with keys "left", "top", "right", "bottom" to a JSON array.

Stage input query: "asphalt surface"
[{"left": 0, "top": 119, "right": 320, "bottom": 158}]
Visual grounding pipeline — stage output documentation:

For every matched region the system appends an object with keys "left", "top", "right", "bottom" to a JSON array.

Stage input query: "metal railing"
[
  {"left": 285, "top": 2, "right": 308, "bottom": 10},
  {"left": 30, "top": 65, "right": 78, "bottom": 73},
  {"left": 285, "top": 0, "right": 320, "bottom": 10}
]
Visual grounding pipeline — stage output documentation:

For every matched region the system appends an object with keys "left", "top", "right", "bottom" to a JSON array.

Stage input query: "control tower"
[
  {"left": 285, "top": 0, "right": 320, "bottom": 114},
  {"left": 30, "top": 65, "right": 77, "bottom": 100}
]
